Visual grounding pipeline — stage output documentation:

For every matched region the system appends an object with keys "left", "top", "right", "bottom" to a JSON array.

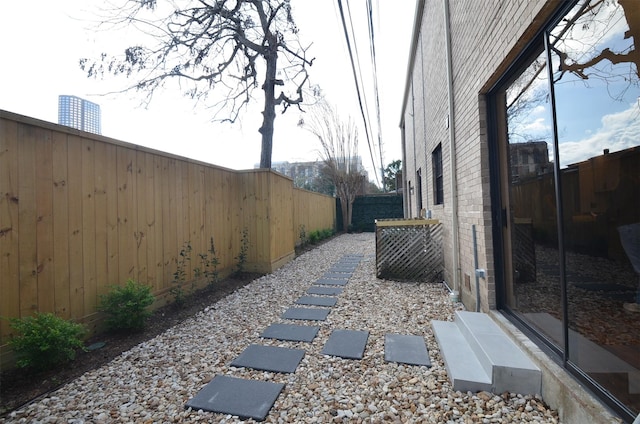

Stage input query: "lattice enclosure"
[
  {"left": 375, "top": 219, "right": 443, "bottom": 282},
  {"left": 513, "top": 219, "right": 536, "bottom": 283}
]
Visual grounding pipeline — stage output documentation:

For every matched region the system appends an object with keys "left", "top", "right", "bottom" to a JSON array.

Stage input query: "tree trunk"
[
  {"left": 259, "top": 50, "right": 278, "bottom": 169},
  {"left": 340, "top": 196, "right": 350, "bottom": 232}
]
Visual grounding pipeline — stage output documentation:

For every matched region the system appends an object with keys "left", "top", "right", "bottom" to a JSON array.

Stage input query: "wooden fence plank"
[
  {"left": 179, "top": 160, "right": 191, "bottom": 278},
  {"left": 93, "top": 141, "right": 109, "bottom": 299},
  {"left": 174, "top": 159, "right": 185, "bottom": 279},
  {"left": 188, "top": 164, "right": 197, "bottom": 256},
  {"left": 17, "top": 124, "right": 38, "bottom": 318},
  {"left": 35, "top": 128, "right": 55, "bottom": 313},
  {"left": 192, "top": 164, "right": 205, "bottom": 268},
  {"left": 143, "top": 152, "right": 156, "bottom": 287},
  {"left": 0, "top": 118, "right": 20, "bottom": 340},
  {"left": 136, "top": 150, "right": 149, "bottom": 285},
  {"left": 153, "top": 156, "right": 165, "bottom": 291},
  {"left": 163, "top": 158, "right": 177, "bottom": 291},
  {"left": 67, "top": 135, "right": 84, "bottom": 320},
  {"left": 52, "top": 132, "right": 70, "bottom": 319},
  {"left": 105, "top": 143, "right": 119, "bottom": 289},
  {"left": 203, "top": 167, "right": 216, "bottom": 271},
  {"left": 117, "top": 147, "right": 136, "bottom": 284},
  {"left": 82, "top": 138, "right": 97, "bottom": 316}
]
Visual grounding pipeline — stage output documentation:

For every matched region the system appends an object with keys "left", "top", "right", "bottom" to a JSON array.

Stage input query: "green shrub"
[
  {"left": 298, "top": 224, "right": 307, "bottom": 246},
  {"left": 320, "top": 228, "right": 334, "bottom": 239},
  {"left": 171, "top": 241, "right": 193, "bottom": 307},
  {"left": 9, "top": 312, "right": 86, "bottom": 370},
  {"left": 308, "top": 230, "right": 320, "bottom": 244},
  {"left": 196, "top": 237, "right": 220, "bottom": 288},
  {"left": 99, "top": 279, "right": 155, "bottom": 331},
  {"left": 235, "top": 227, "right": 249, "bottom": 274}
]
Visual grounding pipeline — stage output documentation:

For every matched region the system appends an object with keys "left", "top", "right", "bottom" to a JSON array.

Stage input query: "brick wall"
[{"left": 400, "top": 0, "right": 560, "bottom": 311}]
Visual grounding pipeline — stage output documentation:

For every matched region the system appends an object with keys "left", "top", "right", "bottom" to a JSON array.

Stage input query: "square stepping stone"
[
  {"left": 330, "top": 266, "right": 357, "bottom": 272},
  {"left": 339, "top": 257, "right": 362, "bottom": 263},
  {"left": 384, "top": 334, "right": 432, "bottom": 367},
  {"left": 321, "top": 329, "right": 369, "bottom": 359},
  {"left": 324, "top": 272, "right": 353, "bottom": 279},
  {"left": 295, "top": 295, "right": 338, "bottom": 307},
  {"left": 282, "top": 307, "right": 331, "bottom": 321},
  {"left": 185, "top": 375, "right": 284, "bottom": 421},
  {"left": 307, "top": 286, "right": 343, "bottom": 296},
  {"left": 260, "top": 323, "right": 320, "bottom": 342},
  {"left": 231, "top": 344, "right": 305, "bottom": 373},
  {"left": 315, "top": 278, "right": 348, "bottom": 286}
]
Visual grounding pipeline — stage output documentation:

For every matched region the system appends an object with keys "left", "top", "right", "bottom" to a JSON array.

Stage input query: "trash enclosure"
[{"left": 375, "top": 219, "right": 443, "bottom": 282}]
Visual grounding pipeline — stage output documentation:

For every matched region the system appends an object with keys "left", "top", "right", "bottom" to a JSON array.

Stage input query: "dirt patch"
[{"left": 0, "top": 273, "right": 260, "bottom": 417}]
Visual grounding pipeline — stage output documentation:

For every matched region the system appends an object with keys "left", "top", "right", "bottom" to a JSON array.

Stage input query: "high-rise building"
[{"left": 58, "top": 95, "right": 102, "bottom": 135}]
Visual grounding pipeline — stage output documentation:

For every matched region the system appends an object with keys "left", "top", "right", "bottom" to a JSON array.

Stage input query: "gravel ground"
[{"left": 2, "top": 233, "right": 561, "bottom": 423}]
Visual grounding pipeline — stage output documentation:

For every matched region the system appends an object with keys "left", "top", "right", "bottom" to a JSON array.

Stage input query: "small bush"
[
  {"left": 9, "top": 313, "right": 86, "bottom": 370},
  {"left": 298, "top": 225, "right": 307, "bottom": 246},
  {"left": 308, "top": 230, "right": 320, "bottom": 244},
  {"left": 171, "top": 242, "right": 193, "bottom": 307},
  {"left": 196, "top": 237, "right": 220, "bottom": 288},
  {"left": 99, "top": 279, "right": 155, "bottom": 331},
  {"left": 235, "top": 227, "right": 249, "bottom": 274},
  {"left": 320, "top": 228, "right": 334, "bottom": 239}
]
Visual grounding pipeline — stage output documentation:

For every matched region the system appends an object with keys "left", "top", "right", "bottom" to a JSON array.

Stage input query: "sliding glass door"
[{"left": 492, "top": 0, "right": 640, "bottom": 419}]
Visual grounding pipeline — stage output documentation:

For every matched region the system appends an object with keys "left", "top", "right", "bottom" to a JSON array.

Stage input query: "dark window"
[{"left": 432, "top": 144, "right": 443, "bottom": 205}]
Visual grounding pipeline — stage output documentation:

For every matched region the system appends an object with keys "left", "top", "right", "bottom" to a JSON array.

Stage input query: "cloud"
[
  {"left": 531, "top": 105, "right": 546, "bottom": 115},
  {"left": 523, "top": 117, "right": 550, "bottom": 133},
  {"left": 559, "top": 102, "right": 640, "bottom": 167}
]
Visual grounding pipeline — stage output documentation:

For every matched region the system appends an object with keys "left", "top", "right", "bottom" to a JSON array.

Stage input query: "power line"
[
  {"left": 336, "top": 0, "right": 380, "bottom": 186},
  {"left": 345, "top": 0, "right": 376, "bottom": 154},
  {"left": 366, "top": 0, "right": 385, "bottom": 186}
]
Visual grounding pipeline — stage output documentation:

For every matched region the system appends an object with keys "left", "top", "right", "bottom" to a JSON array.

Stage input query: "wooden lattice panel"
[
  {"left": 375, "top": 220, "right": 443, "bottom": 282},
  {"left": 513, "top": 219, "right": 536, "bottom": 283}
]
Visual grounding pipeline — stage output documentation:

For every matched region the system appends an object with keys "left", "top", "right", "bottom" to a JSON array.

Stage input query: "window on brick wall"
[{"left": 432, "top": 144, "right": 443, "bottom": 205}]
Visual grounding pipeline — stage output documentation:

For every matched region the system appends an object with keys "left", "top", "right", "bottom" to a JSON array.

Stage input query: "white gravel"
[{"left": 2, "top": 233, "right": 561, "bottom": 423}]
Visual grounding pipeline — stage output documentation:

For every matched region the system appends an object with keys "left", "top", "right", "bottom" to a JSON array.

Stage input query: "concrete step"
[
  {"left": 432, "top": 311, "right": 541, "bottom": 395},
  {"left": 431, "top": 320, "right": 492, "bottom": 393}
]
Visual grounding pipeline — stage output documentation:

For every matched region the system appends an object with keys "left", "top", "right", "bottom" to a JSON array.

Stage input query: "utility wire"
[
  {"left": 345, "top": 0, "right": 376, "bottom": 155},
  {"left": 336, "top": 0, "right": 380, "bottom": 186},
  {"left": 366, "top": 0, "right": 385, "bottom": 187}
]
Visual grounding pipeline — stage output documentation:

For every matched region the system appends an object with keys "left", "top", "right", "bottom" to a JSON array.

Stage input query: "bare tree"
[
  {"left": 550, "top": 0, "right": 639, "bottom": 89},
  {"left": 80, "top": 0, "right": 314, "bottom": 168},
  {"left": 301, "top": 101, "right": 365, "bottom": 231}
]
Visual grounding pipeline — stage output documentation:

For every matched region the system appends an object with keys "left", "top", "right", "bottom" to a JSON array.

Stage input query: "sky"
[
  {"left": 0, "top": 0, "right": 416, "bottom": 183},
  {"left": 509, "top": 1, "right": 639, "bottom": 168}
]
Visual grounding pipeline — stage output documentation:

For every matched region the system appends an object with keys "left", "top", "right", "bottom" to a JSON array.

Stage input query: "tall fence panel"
[
  {"left": 292, "top": 188, "right": 336, "bottom": 245},
  {"left": 0, "top": 111, "right": 335, "bottom": 364}
]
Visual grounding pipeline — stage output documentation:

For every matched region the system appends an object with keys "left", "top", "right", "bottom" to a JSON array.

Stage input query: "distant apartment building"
[
  {"left": 267, "top": 157, "right": 367, "bottom": 188},
  {"left": 509, "top": 141, "right": 551, "bottom": 182},
  {"left": 58, "top": 95, "right": 101, "bottom": 135},
  {"left": 271, "top": 160, "right": 323, "bottom": 188}
]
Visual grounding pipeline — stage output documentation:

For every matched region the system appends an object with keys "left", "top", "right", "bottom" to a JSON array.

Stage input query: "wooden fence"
[{"left": 0, "top": 110, "right": 335, "bottom": 362}]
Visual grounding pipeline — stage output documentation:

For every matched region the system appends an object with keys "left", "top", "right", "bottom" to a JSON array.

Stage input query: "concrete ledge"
[
  {"left": 456, "top": 311, "right": 541, "bottom": 395},
  {"left": 489, "top": 311, "right": 623, "bottom": 424},
  {"left": 432, "top": 320, "right": 492, "bottom": 393}
]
